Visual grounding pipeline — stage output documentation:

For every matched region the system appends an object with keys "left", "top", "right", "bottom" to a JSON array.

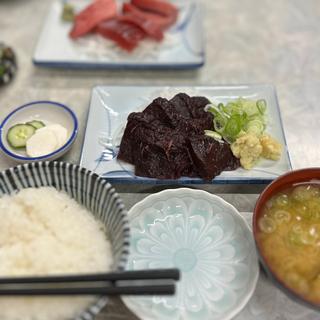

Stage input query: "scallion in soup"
[{"left": 257, "top": 183, "right": 320, "bottom": 304}]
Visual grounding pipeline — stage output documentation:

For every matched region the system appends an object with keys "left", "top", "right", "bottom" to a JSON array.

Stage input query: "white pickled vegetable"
[
  {"left": 26, "top": 128, "right": 58, "bottom": 157},
  {"left": 45, "top": 124, "right": 68, "bottom": 148}
]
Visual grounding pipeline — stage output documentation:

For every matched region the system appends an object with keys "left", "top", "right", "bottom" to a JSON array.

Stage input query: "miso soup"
[{"left": 257, "top": 183, "right": 320, "bottom": 305}]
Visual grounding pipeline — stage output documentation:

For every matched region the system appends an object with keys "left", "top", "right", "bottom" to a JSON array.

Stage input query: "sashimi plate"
[
  {"left": 33, "top": 0, "right": 204, "bottom": 69},
  {"left": 80, "top": 85, "right": 292, "bottom": 184},
  {"left": 122, "top": 188, "right": 259, "bottom": 320}
]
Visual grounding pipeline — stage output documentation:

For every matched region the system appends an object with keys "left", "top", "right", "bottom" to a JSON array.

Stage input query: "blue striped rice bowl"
[{"left": 0, "top": 161, "right": 130, "bottom": 320}]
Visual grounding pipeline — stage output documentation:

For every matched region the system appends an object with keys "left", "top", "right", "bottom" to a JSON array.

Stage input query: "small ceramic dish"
[
  {"left": 0, "top": 101, "right": 78, "bottom": 162},
  {"left": 123, "top": 188, "right": 259, "bottom": 320},
  {"left": 253, "top": 168, "right": 320, "bottom": 311}
]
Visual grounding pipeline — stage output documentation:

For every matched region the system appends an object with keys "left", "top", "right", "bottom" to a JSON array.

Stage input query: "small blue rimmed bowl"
[{"left": 0, "top": 101, "right": 78, "bottom": 162}]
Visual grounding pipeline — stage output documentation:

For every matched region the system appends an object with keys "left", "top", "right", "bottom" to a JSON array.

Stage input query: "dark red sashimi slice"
[
  {"left": 118, "top": 12, "right": 163, "bottom": 41},
  {"left": 123, "top": 3, "right": 175, "bottom": 30},
  {"left": 96, "top": 19, "right": 146, "bottom": 51},
  {"left": 131, "top": 0, "right": 178, "bottom": 20},
  {"left": 70, "top": 0, "right": 117, "bottom": 39}
]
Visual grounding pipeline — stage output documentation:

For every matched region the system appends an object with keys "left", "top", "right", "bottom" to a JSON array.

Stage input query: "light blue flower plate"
[{"left": 122, "top": 188, "right": 259, "bottom": 320}]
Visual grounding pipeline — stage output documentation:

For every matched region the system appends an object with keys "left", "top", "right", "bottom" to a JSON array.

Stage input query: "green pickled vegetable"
[
  {"left": 7, "top": 124, "right": 36, "bottom": 148},
  {"left": 26, "top": 120, "right": 45, "bottom": 130}
]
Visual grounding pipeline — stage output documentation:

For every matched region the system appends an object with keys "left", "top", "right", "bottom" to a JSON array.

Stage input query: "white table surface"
[{"left": 1, "top": 0, "right": 320, "bottom": 319}]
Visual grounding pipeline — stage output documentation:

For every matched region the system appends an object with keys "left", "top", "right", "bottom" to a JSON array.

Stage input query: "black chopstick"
[
  {"left": 0, "top": 283, "right": 176, "bottom": 296},
  {"left": 0, "top": 268, "right": 180, "bottom": 284},
  {"left": 0, "top": 269, "right": 180, "bottom": 296}
]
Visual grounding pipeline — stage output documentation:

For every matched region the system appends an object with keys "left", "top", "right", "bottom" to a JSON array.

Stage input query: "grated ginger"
[
  {"left": 260, "top": 134, "right": 282, "bottom": 160},
  {"left": 231, "top": 132, "right": 282, "bottom": 170},
  {"left": 231, "top": 133, "right": 263, "bottom": 169}
]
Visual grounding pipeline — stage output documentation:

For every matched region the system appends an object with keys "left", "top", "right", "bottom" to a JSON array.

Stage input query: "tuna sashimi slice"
[
  {"left": 96, "top": 19, "right": 146, "bottom": 51},
  {"left": 70, "top": 0, "right": 117, "bottom": 39},
  {"left": 118, "top": 5, "right": 164, "bottom": 41},
  {"left": 131, "top": 0, "right": 178, "bottom": 20},
  {"left": 123, "top": 3, "right": 175, "bottom": 30}
]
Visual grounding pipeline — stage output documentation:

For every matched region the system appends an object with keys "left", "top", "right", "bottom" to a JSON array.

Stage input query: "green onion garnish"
[{"left": 205, "top": 97, "right": 267, "bottom": 142}]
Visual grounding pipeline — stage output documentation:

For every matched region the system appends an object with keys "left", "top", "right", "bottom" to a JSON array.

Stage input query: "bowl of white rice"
[{"left": 0, "top": 161, "right": 130, "bottom": 320}]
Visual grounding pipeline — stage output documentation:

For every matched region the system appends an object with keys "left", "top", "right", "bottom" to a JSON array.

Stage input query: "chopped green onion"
[
  {"left": 223, "top": 114, "right": 243, "bottom": 138},
  {"left": 213, "top": 114, "right": 227, "bottom": 133},
  {"left": 205, "top": 97, "right": 267, "bottom": 142},
  {"left": 257, "top": 99, "right": 267, "bottom": 115},
  {"left": 204, "top": 130, "right": 222, "bottom": 141},
  {"left": 206, "top": 105, "right": 221, "bottom": 116},
  {"left": 238, "top": 99, "right": 257, "bottom": 116},
  {"left": 246, "top": 119, "right": 265, "bottom": 136}
]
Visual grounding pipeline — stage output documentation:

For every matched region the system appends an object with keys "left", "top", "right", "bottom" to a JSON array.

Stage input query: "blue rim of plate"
[
  {"left": 99, "top": 175, "right": 282, "bottom": 185},
  {"left": 32, "top": 60, "right": 205, "bottom": 70},
  {"left": 0, "top": 100, "right": 78, "bottom": 161}
]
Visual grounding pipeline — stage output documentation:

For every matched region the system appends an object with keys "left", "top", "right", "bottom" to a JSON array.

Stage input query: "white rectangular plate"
[
  {"left": 80, "top": 85, "right": 292, "bottom": 184},
  {"left": 33, "top": 0, "right": 204, "bottom": 69}
]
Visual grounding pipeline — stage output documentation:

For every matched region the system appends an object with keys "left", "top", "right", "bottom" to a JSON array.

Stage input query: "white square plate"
[
  {"left": 80, "top": 85, "right": 292, "bottom": 184},
  {"left": 33, "top": 0, "right": 204, "bottom": 69}
]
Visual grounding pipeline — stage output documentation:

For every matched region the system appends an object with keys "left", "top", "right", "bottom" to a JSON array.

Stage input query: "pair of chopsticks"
[{"left": 0, "top": 269, "right": 179, "bottom": 296}]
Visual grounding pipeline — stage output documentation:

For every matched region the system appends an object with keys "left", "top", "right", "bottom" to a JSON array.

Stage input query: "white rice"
[{"left": 0, "top": 187, "right": 113, "bottom": 320}]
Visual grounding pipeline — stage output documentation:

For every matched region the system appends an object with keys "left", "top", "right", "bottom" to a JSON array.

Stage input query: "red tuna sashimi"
[
  {"left": 123, "top": 3, "right": 175, "bottom": 30},
  {"left": 118, "top": 9, "right": 163, "bottom": 41},
  {"left": 96, "top": 19, "right": 146, "bottom": 51},
  {"left": 70, "top": 0, "right": 117, "bottom": 39},
  {"left": 131, "top": 0, "right": 178, "bottom": 20}
]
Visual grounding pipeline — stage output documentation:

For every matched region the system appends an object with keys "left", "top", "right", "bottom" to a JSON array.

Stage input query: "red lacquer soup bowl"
[{"left": 253, "top": 168, "right": 320, "bottom": 311}]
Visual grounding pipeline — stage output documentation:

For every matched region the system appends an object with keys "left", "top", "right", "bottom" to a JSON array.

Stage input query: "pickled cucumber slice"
[
  {"left": 6, "top": 124, "right": 36, "bottom": 148},
  {"left": 26, "top": 120, "right": 45, "bottom": 130}
]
